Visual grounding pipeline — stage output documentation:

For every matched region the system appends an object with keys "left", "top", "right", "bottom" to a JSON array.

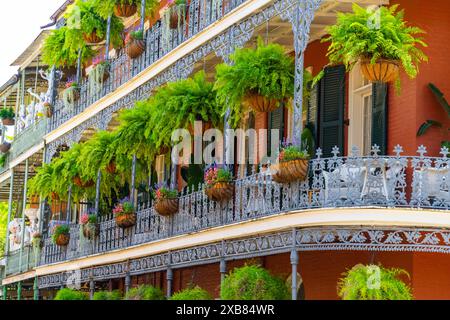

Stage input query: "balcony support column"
[
  {"left": 66, "top": 184, "right": 72, "bottom": 223},
  {"left": 4, "top": 169, "right": 14, "bottom": 256},
  {"left": 89, "top": 274, "right": 95, "bottom": 300},
  {"left": 76, "top": 49, "right": 82, "bottom": 84},
  {"left": 140, "top": 0, "right": 146, "bottom": 33},
  {"left": 290, "top": 249, "right": 299, "bottom": 300},
  {"left": 220, "top": 259, "right": 227, "bottom": 284},
  {"left": 130, "top": 155, "right": 137, "bottom": 205},
  {"left": 105, "top": 15, "right": 112, "bottom": 61},
  {"left": 17, "top": 281, "right": 22, "bottom": 300},
  {"left": 124, "top": 272, "right": 131, "bottom": 293},
  {"left": 33, "top": 276, "right": 39, "bottom": 300},
  {"left": 18, "top": 158, "right": 29, "bottom": 274},
  {"left": 166, "top": 267, "right": 173, "bottom": 298},
  {"left": 2, "top": 285, "right": 7, "bottom": 300},
  {"left": 290, "top": 0, "right": 322, "bottom": 146},
  {"left": 94, "top": 170, "right": 101, "bottom": 215}
]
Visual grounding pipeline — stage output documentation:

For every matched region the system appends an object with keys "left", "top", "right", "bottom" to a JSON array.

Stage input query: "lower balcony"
[
  {"left": 4, "top": 246, "right": 36, "bottom": 277},
  {"left": 38, "top": 146, "right": 450, "bottom": 266}
]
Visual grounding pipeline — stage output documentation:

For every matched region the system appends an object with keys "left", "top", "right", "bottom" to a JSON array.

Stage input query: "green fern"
[
  {"left": 93, "top": 0, "right": 159, "bottom": 19},
  {"left": 323, "top": 3, "right": 428, "bottom": 79}
]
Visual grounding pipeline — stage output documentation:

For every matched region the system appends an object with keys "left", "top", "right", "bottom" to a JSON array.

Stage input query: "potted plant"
[
  {"left": 125, "top": 29, "right": 146, "bottom": 59},
  {"left": 204, "top": 166, "right": 234, "bottom": 202},
  {"left": 52, "top": 224, "right": 71, "bottom": 246},
  {"left": 0, "top": 154, "right": 6, "bottom": 168},
  {"left": 323, "top": 4, "right": 427, "bottom": 86},
  {"left": 88, "top": 56, "right": 110, "bottom": 95},
  {"left": 54, "top": 288, "right": 89, "bottom": 300},
  {"left": 62, "top": 80, "right": 80, "bottom": 110},
  {"left": 113, "top": 197, "right": 136, "bottom": 229},
  {"left": 93, "top": 0, "right": 160, "bottom": 19},
  {"left": 160, "top": 0, "right": 187, "bottom": 30},
  {"left": 80, "top": 210, "right": 99, "bottom": 240},
  {"left": 153, "top": 185, "right": 179, "bottom": 217},
  {"left": 170, "top": 286, "right": 212, "bottom": 300},
  {"left": 417, "top": 83, "right": 450, "bottom": 149},
  {"left": 31, "top": 231, "right": 42, "bottom": 249},
  {"left": 72, "top": 175, "right": 95, "bottom": 188},
  {"left": 221, "top": 265, "right": 290, "bottom": 300},
  {"left": 337, "top": 264, "right": 413, "bottom": 300},
  {"left": 0, "top": 107, "right": 15, "bottom": 126},
  {"left": 0, "top": 143, "right": 11, "bottom": 154},
  {"left": 124, "top": 285, "right": 165, "bottom": 300},
  {"left": 215, "top": 39, "right": 294, "bottom": 126},
  {"left": 270, "top": 143, "right": 310, "bottom": 184},
  {"left": 93, "top": 290, "right": 122, "bottom": 300}
]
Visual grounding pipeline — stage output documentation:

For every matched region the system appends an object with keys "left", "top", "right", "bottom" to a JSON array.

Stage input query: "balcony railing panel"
[
  {"left": 5, "top": 246, "right": 36, "bottom": 276},
  {"left": 48, "top": 0, "right": 247, "bottom": 133},
  {"left": 38, "top": 147, "right": 450, "bottom": 266},
  {"left": 10, "top": 119, "right": 46, "bottom": 161}
]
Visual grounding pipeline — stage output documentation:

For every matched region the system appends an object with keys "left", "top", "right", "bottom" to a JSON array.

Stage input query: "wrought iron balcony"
[
  {"left": 4, "top": 246, "right": 36, "bottom": 277},
  {"left": 38, "top": 145, "right": 450, "bottom": 266},
  {"left": 9, "top": 119, "right": 46, "bottom": 161},
  {"left": 48, "top": 0, "right": 247, "bottom": 133}
]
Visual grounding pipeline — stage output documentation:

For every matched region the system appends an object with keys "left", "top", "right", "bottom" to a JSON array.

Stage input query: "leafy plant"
[
  {"left": 0, "top": 154, "right": 7, "bottom": 168},
  {"left": 65, "top": 0, "right": 124, "bottom": 49},
  {"left": 215, "top": 39, "right": 294, "bottom": 127},
  {"left": 337, "top": 264, "right": 413, "bottom": 300},
  {"left": 80, "top": 210, "right": 98, "bottom": 225},
  {"left": 323, "top": 4, "right": 428, "bottom": 79},
  {"left": 93, "top": 0, "right": 159, "bottom": 19},
  {"left": 417, "top": 83, "right": 450, "bottom": 149},
  {"left": 51, "top": 224, "right": 70, "bottom": 245},
  {"left": 124, "top": 285, "right": 166, "bottom": 300},
  {"left": 278, "top": 145, "right": 310, "bottom": 163},
  {"left": 93, "top": 290, "right": 122, "bottom": 300},
  {"left": 154, "top": 185, "right": 178, "bottom": 200},
  {"left": 221, "top": 264, "right": 290, "bottom": 300},
  {"left": 42, "top": 26, "right": 94, "bottom": 68},
  {"left": 170, "top": 286, "right": 212, "bottom": 300},
  {"left": 126, "top": 29, "right": 144, "bottom": 44},
  {"left": 54, "top": 288, "right": 89, "bottom": 300},
  {"left": 204, "top": 166, "right": 232, "bottom": 187},
  {"left": 0, "top": 107, "right": 15, "bottom": 120},
  {"left": 113, "top": 197, "right": 135, "bottom": 217}
]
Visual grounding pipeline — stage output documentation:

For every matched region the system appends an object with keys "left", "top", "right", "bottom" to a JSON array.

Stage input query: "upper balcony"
[{"left": 38, "top": 145, "right": 450, "bottom": 266}]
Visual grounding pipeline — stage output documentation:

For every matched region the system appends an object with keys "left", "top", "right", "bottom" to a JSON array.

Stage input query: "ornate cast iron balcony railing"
[
  {"left": 10, "top": 119, "right": 46, "bottom": 161},
  {"left": 48, "top": 0, "right": 247, "bottom": 133},
  {"left": 39, "top": 145, "right": 450, "bottom": 266},
  {"left": 5, "top": 246, "right": 36, "bottom": 277}
]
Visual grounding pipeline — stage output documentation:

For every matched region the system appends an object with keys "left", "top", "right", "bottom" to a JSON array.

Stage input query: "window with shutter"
[
  {"left": 306, "top": 84, "right": 319, "bottom": 144},
  {"left": 319, "top": 65, "right": 346, "bottom": 157},
  {"left": 268, "top": 105, "right": 285, "bottom": 154},
  {"left": 371, "top": 82, "right": 388, "bottom": 155}
]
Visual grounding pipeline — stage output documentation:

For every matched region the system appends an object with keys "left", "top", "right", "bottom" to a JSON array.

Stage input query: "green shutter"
[
  {"left": 268, "top": 106, "right": 285, "bottom": 149},
  {"left": 319, "top": 65, "right": 346, "bottom": 157},
  {"left": 306, "top": 84, "right": 319, "bottom": 142},
  {"left": 371, "top": 82, "right": 388, "bottom": 155}
]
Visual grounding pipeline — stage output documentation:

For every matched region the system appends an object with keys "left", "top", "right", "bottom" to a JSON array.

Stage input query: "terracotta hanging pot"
[
  {"left": 126, "top": 39, "right": 146, "bottom": 59},
  {"left": 205, "top": 182, "right": 234, "bottom": 202},
  {"left": 360, "top": 58, "right": 400, "bottom": 83},
  {"left": 44, "top": 102, "right": 53, "bottom": 118},
  {"left": 155, "top": 198, "right": 179, "bottom": 217},
  {"left": 82, "top": 223, "right": 99, "bottom": 240},
  {"left": 243, "top": 91, "right": 282, "bottom": 113},
  {"left": 83, "top": 31, "right": 104, "bottom": 44},
  {"left": 115, "top": 212, "right": 137, "bottom": 229},
  {"left": 159, "top": 146, "right": 170, "bottom": 155},
  {"left": 188, "top": 120, "right": 213, "bottom": 135},
  {"left": 73, "top": 175, "right": 95, "bottom": 188},
  {"left": 55, "top": 233, "right": 70, "bottom": 246},
  {"left": 2, "top": 118, "right": 14, "bottom": 126},
  {"left": 270, "top": 159, "right": 309, "bottom": 184},
  {"left": 0, "top": 143, "right": 11, "bottom": 153},
  {"left": 114, "top": 4, "right": 137, "bottom": 17},
  {"left": 106, "top": 161, "right": 117, "bottom": 174}
]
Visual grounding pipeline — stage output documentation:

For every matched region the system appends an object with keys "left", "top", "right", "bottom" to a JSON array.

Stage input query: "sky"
[{"left": 0, "top": 0, "right": 63, "bottom": 85}]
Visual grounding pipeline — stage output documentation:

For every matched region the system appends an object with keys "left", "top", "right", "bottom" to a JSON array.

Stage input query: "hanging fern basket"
[
  {"left": 243, "top": 91, "right": 282, "bottom": 113},
  {"left": 205, "top": 182, "right": 234, "bottom": 202},
  {"left": 106, "top": 161, "right": 117, "bottom": 174},
  {"left": 115, "top": 212, "right": 137, "bottom": 229},
  {"left": 55, "top": 234, "right": 70, "bottom": 246},
  {"left": 82, "top": 223, "right": 99, "bottom": 240},
  {"left": 114, "top": 4, "right": 137, "bottom": 17},
  {"left": 73, "top": 175, "right": 95, "bottom": 188},
  {"left": 126, "top": 39, "right": 146, "bottom": 59},
  {"left": 83, "top": 31, "right": 104, "bottom": 44},
  {"left": 155, "top": 198, "right": 179, "bottom": 217},
  {"left": 271, "top": 159, "right": 309, "bottom": 184},
  {"left": 0, "top": 143, "right": 11, "bottom": 153},
  {"left": 360, "top": 58, "right": 400, "bottom": 83},
  {"left": 44, "top": 102, "right": 53, "bottom": 118},
  {"left": 169, "top": 5, "right": 186, "bottom": 29}
]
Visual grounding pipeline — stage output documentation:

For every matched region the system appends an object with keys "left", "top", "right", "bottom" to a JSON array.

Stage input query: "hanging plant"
[
  {"left": 215, "top": 38, "right": 294, "bottom": 127},
  {"left": 125, "top": 29, "right": 146, "bottom": 59},
  {"left": 80, "top": 210, "right": 99, "bottom": 240},
  {"left": 323, "top": 4, "right": 427, "bottom": 87},
  {"left": 170, "top": 286, "right": 212, "bottom": 300},
  {"left": 88, "top": 56, "right": 110, "bottom": 96},
  {"left": 153, "top": 184, "right": 179, "bottom": 217},
  {"left": 270, "top": 144, "right": 310, "bottom": 184},
  {"left": 93, "top": 0, "right": 159, "bottom": 19},
  {"left": 61, "top": 80, "right": 80, "bottom": 111},
  {"left": 113, "top": 197, "right": 136, "bottom": 228},
  {"left": 337, "top": 264, "right": 413, "bottom": 300},
  {"left": 204, "top": 165, "right": 234, "bottom": 202},
  {"left": 51, "top": 224, "right": 71, "bottom": 246},
  {"left": 0, "top": 107, "right": 15, "bottom": 126},
  {"left": 28, "top": 164, "right": 56, "bottom": 200}
]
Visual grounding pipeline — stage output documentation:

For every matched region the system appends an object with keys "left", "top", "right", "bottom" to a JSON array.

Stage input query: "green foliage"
[
  {"left": 93, "top": 290, "right": 122, "bottom": 300},
  {"left": 54, "top": 288, "right": 89, "bottom": 300},
  {"left": 215, "top": 39, "right": 294, "bottom": 127},
  {"left": 93, "top": 0, "right": 159, "bottom": 19},
  {"left": 417, "top": 83, "right": 450, "bottom": 147},
  {"left": 28, "top": 164, "right": 56, "bottom": 200},
  {"left": 0, "top": 107, "right": 15, "bottom": 120},
  {"left": 154, "top": 186, "right": 178, "bottom": 200},
  {"left": 51, "top": 224, "right": 70, "bottom": 244},
  {"left": 130, "top": 30, "right": 144, "bottom": 40},
  {"left": 124, "top": 285, "right": 166, "bottom": 300},
  {"left": 170, "top": 286, "right": 212, "bottom": 300},
  {"left": 65, "top": 0, "right": 124, "bottom": 49},
  {"left": 0, "top": 154, "right": 7, "bottom": 168},
  {"left": 0, "top": 202, "right": 8, "bottom": 257},
  {"left": 337, "top": 264, "right": 413, "bottom": 300},
  {"left": 42, "top": 27, "right": 94, "bottom": 68},
  {"left": 221, "top": 265, "right": 290, "bottom": 300},
  {"left": 146, "top": 71, "right": 222, "bottom": 150},
  {"left": 279, "top": 145, "right": 310, "bottom": 162},
  {"left": 323, "top": 4, "right": 428, "bottom": 79}
]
